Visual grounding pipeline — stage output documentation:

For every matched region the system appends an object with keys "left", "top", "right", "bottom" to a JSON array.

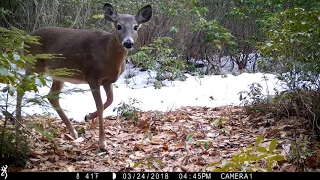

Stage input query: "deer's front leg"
[
  {"left": 88, "top": 80, "right": 106, "bottom": 151},
  {"left": 85, "top": 83, "right": 113, "bottom": 120}
]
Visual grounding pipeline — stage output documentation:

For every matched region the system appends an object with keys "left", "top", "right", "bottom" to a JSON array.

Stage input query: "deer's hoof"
[
  {"left": 71, "top": 130, "right": 79, "bottom": 139},
  {"left": 84, "top": 113, "right": 92, "bottom": 121},
  {"left": 99, "top": 141, "right": 107, "bottom": 151},
  {"left": 84, "top": 113, "right": 93, "bottom": 121}
]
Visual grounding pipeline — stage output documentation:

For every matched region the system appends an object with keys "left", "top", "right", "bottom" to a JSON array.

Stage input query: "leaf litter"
[{"left": 17, "top": 106, "right": 320, "bottom": 172}]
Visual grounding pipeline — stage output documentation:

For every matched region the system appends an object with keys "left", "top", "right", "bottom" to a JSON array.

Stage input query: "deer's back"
[
  {"left": 28, "top": 27, "right": 112, "bottom": 81},
  {"left": 30, "top": 27, "right": 110, "bottom": 53}
]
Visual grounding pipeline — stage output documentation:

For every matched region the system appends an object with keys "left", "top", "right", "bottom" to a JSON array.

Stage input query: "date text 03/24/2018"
[{"left": 121, "top": 172, "right": 252, "bottom": 180}]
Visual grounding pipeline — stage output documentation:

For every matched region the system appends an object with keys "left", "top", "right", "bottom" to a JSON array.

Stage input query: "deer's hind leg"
[
  {"left": 84, "top": 82, "right": 113, "bottom": 120},
  {"left": 48, "top": 80, "right": 78, "bottom": 139}
]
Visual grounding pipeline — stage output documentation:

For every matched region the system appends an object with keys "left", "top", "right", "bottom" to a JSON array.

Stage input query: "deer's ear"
[
  {"left": 135, "top": 5, "right": 152, "bottom": 24},
  {"left": 104, "top": 3, "right": 117, "bottom": 22}
]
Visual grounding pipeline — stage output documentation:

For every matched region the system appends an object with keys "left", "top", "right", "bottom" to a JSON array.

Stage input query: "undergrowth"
[
  {"left": 129, "top": 37, "right": 186, "bottom": 89},
  {"left": 0, "top": 122, "right": 30, "bottom": 168},
  {"left": 113, "top": 98, "right": 141, "bottom": 121},
  {"left": 240, "top": 81, "right": 320, "bottom": 170},
  {"left": 207, "top": 134, "right": 286, "bottom": 172},
  {"left": 241, "top": 84, "right": 320, "bottom": 137}
]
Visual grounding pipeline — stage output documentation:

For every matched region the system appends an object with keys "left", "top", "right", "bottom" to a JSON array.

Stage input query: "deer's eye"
[
  {"left": 133, "top": 25, "right": 139, "bottom": 31},
  {"left": 117, "top": 24, "right": 122, "bottom": 30}
]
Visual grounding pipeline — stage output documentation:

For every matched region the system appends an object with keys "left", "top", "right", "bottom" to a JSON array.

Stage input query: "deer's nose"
[{"left": 123, "top": 40, "right": 134, "bottom": 49}]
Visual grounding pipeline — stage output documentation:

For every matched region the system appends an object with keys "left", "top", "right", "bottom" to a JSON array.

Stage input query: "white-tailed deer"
[{"left": 16, "top": 3, "right": 152, "bottom": 150}]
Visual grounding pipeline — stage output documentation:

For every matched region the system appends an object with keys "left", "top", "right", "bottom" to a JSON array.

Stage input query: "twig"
[
  {"left": 1, "top": 11, "right": 13, "bottom": 27},
  {"left": 69, "top": 1, "right": 84, "bottom": 28},
  {"left": 181, "top": 141, "right": 191, "bottom": 166},
  {"left": 166, "top": 102, "right": 176, "bottom": 113},
  {"left": 0, "top": 107, "right": 46, "bottom": 147},
  {"left": 293, "top": 132, "right": 308, "bottom": 171}
]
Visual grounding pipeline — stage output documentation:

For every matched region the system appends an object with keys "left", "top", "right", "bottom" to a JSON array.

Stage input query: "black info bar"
[{"left": 3, "top": 172, "right": 320, "bottom": 180}]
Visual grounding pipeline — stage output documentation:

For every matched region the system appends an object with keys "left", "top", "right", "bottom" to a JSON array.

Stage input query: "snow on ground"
[{"left": 0, "top": 64, "right": 285, "bottom": 122}]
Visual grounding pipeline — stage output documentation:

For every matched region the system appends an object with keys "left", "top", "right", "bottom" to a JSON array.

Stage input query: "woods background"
[
  {"left": 2, "top": 0, "right": 318, "bottom": 75},
  {"left": 1, "top": 0, "right": 320, "bottom": 172}
]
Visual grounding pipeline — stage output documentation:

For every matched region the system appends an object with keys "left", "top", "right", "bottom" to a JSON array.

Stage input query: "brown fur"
[
  {"left": 28, "top": 27, "right": 126, "bottom": 83},
  {"left": 16, "top": 3, "right": 152, "bottom": 151}
]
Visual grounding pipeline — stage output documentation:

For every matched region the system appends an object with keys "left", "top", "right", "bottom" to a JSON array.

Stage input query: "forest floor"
[{"left": 12, "top": 106, "right": 320, "bottom": 172}]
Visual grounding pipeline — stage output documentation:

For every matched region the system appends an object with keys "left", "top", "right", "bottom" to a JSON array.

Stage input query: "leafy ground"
[{"left": 11, "top": 106, "right": 320, "bottom": 172}]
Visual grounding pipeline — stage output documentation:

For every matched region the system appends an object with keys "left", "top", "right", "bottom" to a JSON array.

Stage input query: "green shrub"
[
  {"left": 288, "top": 134, "right": 313, "bottom": 167},
  {"left": 260, "top": 8, "right": 320, "bottom": 88},
  {"left": 0, "top": 26, "right": 51, "bottom": 168},
  {"left": 0, "top": 27, "right": 52, "bottom": 93},
  {"left": 0, "top": 25, "right": 78, "bottom": 168},
  {"left": 130, "top": 37, "right": 186, "bottom": 88},
  {"left": 113, "top": 98, "right": 141, "bottom": 121},
  {"left": 0, "top": 125, "right": 30, "bottom": 168},
  {"left": 207, "top": 134, "right": 286, "bottom": 172}
]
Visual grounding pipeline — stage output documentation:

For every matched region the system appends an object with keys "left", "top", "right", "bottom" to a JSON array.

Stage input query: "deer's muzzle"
[{"left": 123, "top": 39, "right": 134, "bottom": 49}]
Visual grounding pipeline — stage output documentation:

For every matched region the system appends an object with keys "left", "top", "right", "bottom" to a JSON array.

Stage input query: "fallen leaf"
[
  {"left": 97, "top": 152, "right": 107, "bottom": 156},
  {"left": 90, "top": 118, "right": 98, "bottom": 129},
  {"left": 44, "top": 161, "right": 52, "bottom": 166},
  {"left": 48, "top": 155, "right": 58, "bottom": 163},
  {"left": 141, "top": 145, "right": 154, "bottom": 153},
  {"left": 175, "top": 142, "right": 185, "bottom": 148},
  {"left": 33, "top": 150, "right": 45, "bottom": 155},
  {"left": 106, "top": 129, "right": 116, "bottom": 135},
  {"left": 266, "top": 128, "right": 280, "bottom": 138},
  {"left": 195, "top": 159, "right": 206, "bottom": 166},
  {"left": 84, "top": 141, "right": 98, "bottom": 150},
  {"left": 162, "top": 144, "right": 169, "bottom": 151},
  {"left": 47, "top": 149, "right": 55, "bottom": 154},
  {"left": 38, "top": 156, "right": 49, "bottom": 161},
  {"left": 116, "top": 133, "right": 131, "bottom": 142},
  {"left": 134, "top": 151, "right": 146, "bottom": 158},
  {"left": 74, "top": 137, "right": 85, "bottom": 143},
  {"left": 64, "top": 134, "right": 75, "bottom": 141},
  {"left": 29, "top": 158, "right": 40, "bottom": 162},
  {"left": 67, "top": 165, "right": 75, "bottom": 172},
  {"left": 58, "top": 161, "right": 68, "bottom": 167},
  {"left": 77, "top": 161, "right": 91, "bottom": 165},
  {"left": 138, "top": 120, "right": 149, "bottom": 129},
  {"left": 282, "top": 164, "right": 297, "bottom": 172},
  {"left": 207, "top": 132, "right": 219, "bottom": 138},
  {"left": 151, "top": 139, "right": 164, "bottom": 145},
  {"left": 306, "top": 154, "right": 318, "bottom": 168},
  {"left": 134, "top": 144, "right": 144, "bottom": 151},
  {"left": 166, "top": 131, "right": 178, "bottom": 137}
]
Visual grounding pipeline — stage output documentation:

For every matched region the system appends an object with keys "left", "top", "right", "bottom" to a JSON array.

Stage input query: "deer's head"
[{"left": 104, "top": 3, "right": 152, "bottom": 50}]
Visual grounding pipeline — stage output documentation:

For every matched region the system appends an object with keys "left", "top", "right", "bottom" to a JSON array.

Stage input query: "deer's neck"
[
  {"left": 107, "top": 34, "right": 128, "bottom": 66},
  {"left": 102, "top": 34, "right": 128, "bottom": 82}
]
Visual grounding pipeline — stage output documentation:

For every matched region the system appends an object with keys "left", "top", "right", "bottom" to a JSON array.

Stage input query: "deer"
[{"left": 16, "top": 3, "right": 152, "bottom": 151}]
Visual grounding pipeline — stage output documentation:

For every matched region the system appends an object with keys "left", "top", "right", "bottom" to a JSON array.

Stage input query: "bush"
[
  {"left": 129, "top": 37, "right": 186, "bottom": 88},
  {"left": 0, "top": 24, "right": 76, "bottom": 168},
  {"left": 113, "top": 98, "right": 141, "bottom": 121},
  {"left": 271, "top": 90, "right": 320, "bottom": 134},
  {"left": 207, "top": 134, "right": 285, "bottom": 172},
  {"left": 241, "top": 85, "right": 320, "bottom": 137},
  {"left": 0, "top": 27, "right": 51, "bottom": 92},
  {"left": 255, "top": 8, "right": 320, "bottom": 136},
  {"left": 0, "top": 124, "right": 30, "bottom": 168},
  {"left": 0, "top": 26, "right": 51, "bottom": 168},
  {"left": 260, "top": 8, "right": 320, "bottom": 88}
]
